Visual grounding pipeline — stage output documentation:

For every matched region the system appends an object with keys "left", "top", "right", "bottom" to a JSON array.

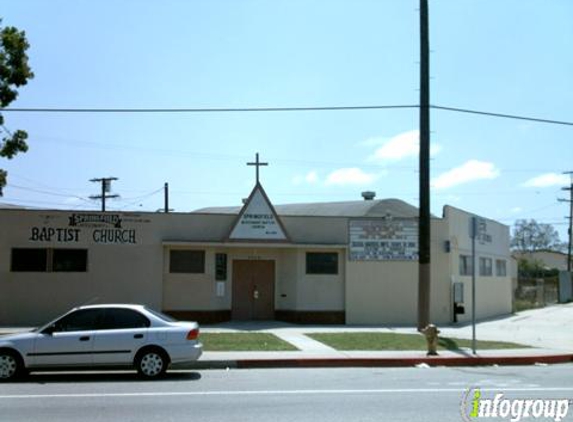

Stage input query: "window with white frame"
[
  {"left": 459, "top": 255, "right": 473, "bottom": 276},
  {"left": 479, "top": 257, "right": 493, "bottom": 276},
  {"left": 496, "top": 259, "right": 507, "bottom": 277}
]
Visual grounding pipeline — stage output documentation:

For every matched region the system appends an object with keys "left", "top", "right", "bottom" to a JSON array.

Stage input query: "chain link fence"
[{"left": 514, "top": 277, "right": 559, "bottom": 311}]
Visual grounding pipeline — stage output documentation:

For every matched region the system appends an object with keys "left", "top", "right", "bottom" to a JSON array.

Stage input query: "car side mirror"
[{"left": 42, "top": 324, "right": 57, "bottom": 335}]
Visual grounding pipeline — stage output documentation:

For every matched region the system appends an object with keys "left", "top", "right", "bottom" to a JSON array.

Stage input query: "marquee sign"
[{"left": 349, "top": 219, "right": 418, "bottom": 261}]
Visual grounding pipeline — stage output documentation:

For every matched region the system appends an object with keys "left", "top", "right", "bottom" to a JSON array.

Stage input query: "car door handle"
[
  {"left": 134, "top": 334, "right": 144, "bottom": 339},
  {"left": 79, "top": 336, "right": 90, "bottom": 341}
]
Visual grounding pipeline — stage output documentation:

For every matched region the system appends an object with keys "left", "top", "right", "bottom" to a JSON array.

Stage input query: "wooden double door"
[{"left": 232, "top": 260, "right": 275, "bottom": 320}]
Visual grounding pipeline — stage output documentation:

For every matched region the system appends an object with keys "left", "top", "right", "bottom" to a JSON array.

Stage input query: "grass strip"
[
  {"left": 201, "top": 333, "right": 298, "bottom": 352},
  {"left": 307, "top": 332, "right": 528, "bottom": 351}
]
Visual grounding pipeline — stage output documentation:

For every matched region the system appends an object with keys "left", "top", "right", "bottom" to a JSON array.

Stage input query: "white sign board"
[
  {"left": 228, "top": 187, "right": 288, "bottom": 241},
  {"left": 349, "top": 219, "right": 418, "bottom": 261}
]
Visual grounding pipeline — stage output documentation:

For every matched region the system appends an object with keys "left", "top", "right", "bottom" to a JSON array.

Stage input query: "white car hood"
[{"left": 0, "top": 331, "right": 38, "bottom": 349}]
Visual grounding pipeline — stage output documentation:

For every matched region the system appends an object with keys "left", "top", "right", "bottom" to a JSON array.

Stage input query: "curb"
[{"left": 185, "top": 354, "right": 573, "bottom": 370}]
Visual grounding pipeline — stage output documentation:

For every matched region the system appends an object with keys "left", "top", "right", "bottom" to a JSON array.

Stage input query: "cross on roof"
[{"left": 247, "top": 152, "right": 268, "bottom": 184}]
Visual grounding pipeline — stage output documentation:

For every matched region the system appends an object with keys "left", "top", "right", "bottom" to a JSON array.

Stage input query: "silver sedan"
[{"left": 0, "top": 304, "right": 202, "bottom": 380}]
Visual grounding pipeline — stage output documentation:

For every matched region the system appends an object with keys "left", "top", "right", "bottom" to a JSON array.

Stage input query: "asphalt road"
[{"left": 1, "top": 365, "right": 572, "bottom": 422}]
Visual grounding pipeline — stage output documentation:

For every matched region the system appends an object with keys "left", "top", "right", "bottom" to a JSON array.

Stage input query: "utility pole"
[
  {"left": 164, "top": 182, "right": 169, "bottom": 213},
  {"left": 418, "top": 0, "right": 432, "bottom": 331},
  {"left": 559, "top": 171, "right": 573, "bottom": 272},
  {"left": 89, "top": 177, "right": 119, "bottom": 212}
]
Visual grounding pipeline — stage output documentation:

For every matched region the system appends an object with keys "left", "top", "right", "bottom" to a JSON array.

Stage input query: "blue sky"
[{"left": 1, "top": 0, "right": 572, "bottom": 241}]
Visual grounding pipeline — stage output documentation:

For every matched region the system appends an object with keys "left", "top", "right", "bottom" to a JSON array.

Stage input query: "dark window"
[
  {"left": 53, "top": 249, "right": 88, "bottom": 272},
  {"left": 215, "top": 253, "right": 227, "bottom": 280},
  {"left": 479, "top": 257, "right": 493, "bottom": 276},
  {"left": 11, "top": 248, "right": 48, "bottom": 272},
  {"left": 144, "top": 307, "right": 177, "bottom": 323},
  {"left": 306, "top": 252, "right": 338, "bottom": 275},
  {"left": 496, "top": 259, "right": 507, "bottom": 277},
  {"left": 53, "top": 309, "right": 104, "bottom": 332},
  {"left": 100, "top": 308, "right": 150, "bottom": 329},
  {"left": 11, "top": 248, "right": 88, "bottom": 273},
  {"left": 169, "top": 250, "right": 205, "bottom": 273},
  {"left": 459, "top": 255, "right": 473, "bottom": 276}
]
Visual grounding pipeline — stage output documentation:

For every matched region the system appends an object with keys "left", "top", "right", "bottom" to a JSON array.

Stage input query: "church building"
[{"left": 0, "top": 158, "right": 513, "bottom": 326}]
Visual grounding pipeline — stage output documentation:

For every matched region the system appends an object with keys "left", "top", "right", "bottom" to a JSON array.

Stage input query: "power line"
[
  {"left": 4, "top": 104, "right": 573, "bottom": 126},
  {"left": 8, "top": 184, "right": 92, "bottom": 202},
  {"left": 2, "top": 104, "right": 418, "bottom": 113},
  {"left": 432, "top": 106, "right": 573, "bottom": 127}
]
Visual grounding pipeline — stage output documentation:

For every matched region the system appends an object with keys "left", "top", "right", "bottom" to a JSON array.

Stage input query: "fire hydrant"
[{"left": 422, "top": 324, "right": 440, "bottom": 356}]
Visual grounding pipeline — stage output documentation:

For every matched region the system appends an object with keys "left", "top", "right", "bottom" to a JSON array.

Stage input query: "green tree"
[
  {"left": 0, "top": 20, "right": 34, "bottom": 195},
  {"left": 510, "top": 219, "right": 561, "bottom": 252}
]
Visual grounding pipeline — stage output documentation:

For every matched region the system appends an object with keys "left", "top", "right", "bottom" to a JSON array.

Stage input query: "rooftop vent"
[{"left": 361, "top": 191, "right": 376, "bottom": 201}]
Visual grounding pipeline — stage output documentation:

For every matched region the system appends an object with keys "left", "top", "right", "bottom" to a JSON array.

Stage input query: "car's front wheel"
[
  {"left": 135, "top": 348, "right": 168, "bottom": 379},
  {"left": 0, "top": 350, "right": 23, "bottom": 381}
]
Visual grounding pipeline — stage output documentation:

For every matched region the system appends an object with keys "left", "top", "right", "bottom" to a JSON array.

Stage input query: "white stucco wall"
[
  {"left": 444, "top": 206, "right": 513, "bottom": 322},
  {"left": 345, "top": 218, "right": 451, "bottom": 325}
]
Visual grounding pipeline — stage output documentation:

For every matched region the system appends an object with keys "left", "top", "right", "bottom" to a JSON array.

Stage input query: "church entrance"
[{"left": 232, "top": 260, "right": 275, "bottom": 320}]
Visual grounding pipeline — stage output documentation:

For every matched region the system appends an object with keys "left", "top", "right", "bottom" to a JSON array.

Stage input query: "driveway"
[{"left": 437, "top": 303, "right": 573, "bottom": 352}]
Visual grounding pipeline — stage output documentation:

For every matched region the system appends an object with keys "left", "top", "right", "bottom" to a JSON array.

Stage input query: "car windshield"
[{"left": 144, "top": 307, "right": 178, "bottom": 323}]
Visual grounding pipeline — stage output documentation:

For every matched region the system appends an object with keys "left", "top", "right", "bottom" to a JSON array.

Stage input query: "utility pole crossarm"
[{"left": 90, "top": 177, "right": 119, "bottom": 212}]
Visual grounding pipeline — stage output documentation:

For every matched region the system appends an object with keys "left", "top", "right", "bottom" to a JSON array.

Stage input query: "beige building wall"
[
  {"left": 294, "top": 249, "right": 345, "bottom": 311},
  {"left": 0, "top": 210, "right": 165, "bottom": 325},
  {"left": 0, "top": 204, "right": 513, "bottom": 326},
  {"left": 444, "top": 206, "right": 513, "bottom": 322},
  {"left": 345, "top": 260, "right": 418, "bottom": 325},
  {"left": 345, "top": 218, "right": 451, "bottom": 325},
  {"left": 162, "top": 245, "right": 345, "bottom": 314}
]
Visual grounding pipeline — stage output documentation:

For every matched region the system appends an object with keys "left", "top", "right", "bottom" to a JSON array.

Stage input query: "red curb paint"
[{"left": 235, "top": 354, "right": 573, "bottom": 369}]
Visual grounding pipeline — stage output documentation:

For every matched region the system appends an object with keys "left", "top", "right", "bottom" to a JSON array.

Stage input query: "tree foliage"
[
  {"left": 0, "top": 20, "right": 34, "bottom": 195},
  {"left": 510, "top": 219, "right": 561, "bottom": 253}
]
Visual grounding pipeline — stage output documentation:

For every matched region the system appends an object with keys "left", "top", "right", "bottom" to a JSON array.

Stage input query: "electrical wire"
[
  {"left": 8, "top": 184, "right": 92, "bottom": 202},
  {"left": 2, "top": 104, "right": 417, "bottom": 113},
  {"left": 4, "top": 104, "right": 573, "bottom": 126}
]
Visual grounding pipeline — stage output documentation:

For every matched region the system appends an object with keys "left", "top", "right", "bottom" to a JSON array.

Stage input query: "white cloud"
[
  {"left": 431, "top": 160, "right": 500, "bottom": 190},
  {"left": 305, "top": 170, "right": 318, "bottom": 184},
  {"left": 510, "top": 206, "right": 523, "bottom": 214},
  {"left": 521, "top": 173, "right": 569, "bottom": 188},
  {"left": 430, "top": 144, "right": 442, "bottom": 157},
  {"left": 292, "top": 170, "right": 319, "bottom": 185},
  {"left": 367, "top": 130, "right": 442, "bottom": 162},
  {"left": 369, "top": 130, "right": 419, "bottom": 161},
  {"left": 325, "top": 168, "right": 377, "bottom": 186},
  {"left": 360, "top": 136, "right": 386, "bottom": 147}
]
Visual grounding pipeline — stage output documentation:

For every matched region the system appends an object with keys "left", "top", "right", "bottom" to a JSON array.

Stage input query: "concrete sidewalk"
[
  {"left": 190, "top": 303, "right": 573, "bottom": 369},
  {"left": 3, "top": 303, "right": 573, "bottom": 369}
]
